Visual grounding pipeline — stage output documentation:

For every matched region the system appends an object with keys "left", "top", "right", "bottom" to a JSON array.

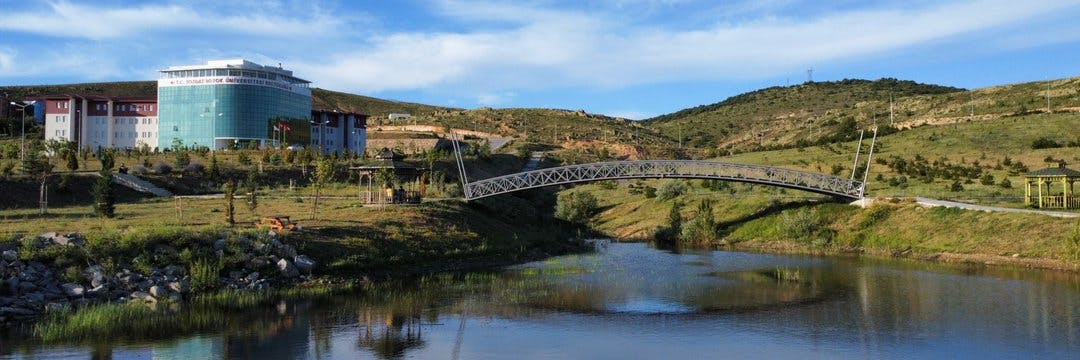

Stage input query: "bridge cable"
[
  {"left": 449, "top": 129, "right": 470, "bottom": 198},
  {"left": 849, "top": 130, "right": 865, "bottom": 181},
  {"left": 859, "top": 127, "right": 879, "bottom": 198}
]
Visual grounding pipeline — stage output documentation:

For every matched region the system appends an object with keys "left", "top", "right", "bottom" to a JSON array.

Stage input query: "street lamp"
[{"left": 10, "top": 101, "right": 28, "bottom": 162}]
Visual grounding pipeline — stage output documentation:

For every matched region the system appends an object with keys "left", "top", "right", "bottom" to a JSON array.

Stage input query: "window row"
[
  {"left": 161, "top": 69, "right": 308, "bottom": 85},
  {"left": 95, "top": 104, "right": 154, "bottom": 112}
]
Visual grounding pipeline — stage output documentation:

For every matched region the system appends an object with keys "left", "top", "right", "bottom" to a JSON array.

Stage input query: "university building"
[{"left": 35, "top": 59, "right": 367, "bottom": 154}]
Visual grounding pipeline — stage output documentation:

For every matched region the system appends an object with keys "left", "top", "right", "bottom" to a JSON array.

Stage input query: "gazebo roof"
[{"left": 1026, "top": 163, "right": 1080, "bottom": 178}]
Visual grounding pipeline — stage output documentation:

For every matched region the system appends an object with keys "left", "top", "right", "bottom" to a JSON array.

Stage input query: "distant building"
[
  {"left": 388, "top": 113, "right": 411, "bottom": 120},
  {"left": 38, "top": 95, "right": 159, "bottom": 150},
  {"left": 310, "top": 109, "right": 368, "bottom": 155},
  {"left": 34, "top": 59, "right": 375, "bottom": 152},
  {"left": 158, "top": 59, "right": 313, "bottom": 150}
]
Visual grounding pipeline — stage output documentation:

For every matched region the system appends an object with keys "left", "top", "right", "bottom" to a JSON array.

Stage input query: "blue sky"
[{"left": 1, "top": 0, "right": 1079, "bottom": 119}]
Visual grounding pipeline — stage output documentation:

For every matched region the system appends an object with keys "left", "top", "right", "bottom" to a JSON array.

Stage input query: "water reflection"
[{"left": 1, "top": 242, "right": 1077, "bottom": 359}]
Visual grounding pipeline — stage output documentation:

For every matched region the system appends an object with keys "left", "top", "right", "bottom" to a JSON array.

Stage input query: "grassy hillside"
[
  {"left": 722, "top": 113, "right": 1080, "bottom": 204},
  {"left": 643, "top": 77, "right": 1080, "bottom": 152}
]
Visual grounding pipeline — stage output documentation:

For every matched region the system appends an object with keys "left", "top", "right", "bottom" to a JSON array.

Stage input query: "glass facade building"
[{"left": 157, "top": 59, "right": 311, "bottom": 149}]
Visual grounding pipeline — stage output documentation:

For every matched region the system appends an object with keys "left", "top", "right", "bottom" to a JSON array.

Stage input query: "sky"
[{"left": 1, "top": 0, "right": 1079, "bottom": 119}]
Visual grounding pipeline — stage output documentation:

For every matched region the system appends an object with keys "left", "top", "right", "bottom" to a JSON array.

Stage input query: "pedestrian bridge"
[{"left": 461, "top": 160, "right": 865, "bottom": 200}]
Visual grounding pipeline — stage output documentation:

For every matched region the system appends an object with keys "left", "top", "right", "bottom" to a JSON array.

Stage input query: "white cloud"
[
  {"left": 476, "top": 91, "right": 516, "bottom": 106},
  {"left": 0, "top": 49, "right": 13, "bottom": 76},
  {"left": 295, "top": 0, "right": 1080, "bottom": 95},
  {"left": 0, "top": 1, "right": 346, "bottom": 40}
]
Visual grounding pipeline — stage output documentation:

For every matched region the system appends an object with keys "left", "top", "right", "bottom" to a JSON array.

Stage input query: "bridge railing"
[{"left": 462, "top": 160, "right": 864, "bottom": 200}]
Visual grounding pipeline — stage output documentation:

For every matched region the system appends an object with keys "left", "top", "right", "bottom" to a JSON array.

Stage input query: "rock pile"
[{"left": 0, "top": 231, "right": 317, "bottom": 325}]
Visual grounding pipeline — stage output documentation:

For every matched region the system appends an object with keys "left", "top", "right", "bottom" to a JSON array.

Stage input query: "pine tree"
[
  {"left": 93, "top": 170, "right": 115, "bottom": 218},
  {"left": 209, "top": 152, "right": 220, "bottom": 181}
]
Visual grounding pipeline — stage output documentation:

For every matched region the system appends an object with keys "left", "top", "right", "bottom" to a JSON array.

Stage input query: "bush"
[
  {"left": 949, "top": 181, "right": 964, "bottom": 192},
  {"left": 680, "top": 200, "right": 718, "bottom": 243},
  {"left": 555, "top": 191, "right": 599, "bottom": 225},
  {"left": 93, "top": 171, "right": 115, "bottom": 218},
  {"left": 643, "top": 186, "right": 657, "bottom": 198},
  {"left": 778, "top": 208, "right": 831, "bottom": 246},
  {"left": 238, "top": 152, "right": 252, "bottom": 166},
  {"left": 656, "top": 180, "right": 687, "bottom": 201},
  {"left": 1031, "top": 137, "right": 1062, "bottom": 149},
  {"left": 153, "top": 162, "right": 172, "bottom": 175},
  {"left": 174, "top": 151, "right": 191, "bottom": 168},
  {"left": 979, "top": 174, "right": 995, "bottom": 186},
  {"left": 189, "top": 258, "right": 224, "bottom": 292},
  {"left": 998, "top": 178, "right": 1012, "bottom": 189}
]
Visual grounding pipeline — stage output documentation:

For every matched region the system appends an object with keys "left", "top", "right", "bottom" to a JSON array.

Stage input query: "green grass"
[
  {"left": 642, "top": 77, "right": 1080, "bottom": 152},
  {"left": 721, "top": 113, "right": 1080, "bottom": 205}
]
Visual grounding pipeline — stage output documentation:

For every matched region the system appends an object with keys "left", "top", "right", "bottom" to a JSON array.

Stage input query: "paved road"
[
  {"left": 876, "top": 197, "right": 1080, "bottom": 217},
  {"left": 488, "top": 137, "right": 512, "bottom": 152}
]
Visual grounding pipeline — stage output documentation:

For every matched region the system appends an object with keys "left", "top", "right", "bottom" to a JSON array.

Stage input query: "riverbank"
[
  {"left": 576, "top": 182, "right": 1080, "bottom": 272},
  {"left": 0, "top": 196, "right": 588, "bottom": 332}
]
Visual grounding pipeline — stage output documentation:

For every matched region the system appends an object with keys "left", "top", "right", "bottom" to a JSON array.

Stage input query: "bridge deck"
[{"left": 462, "top": 160, "right": 864, "bottom": 200}]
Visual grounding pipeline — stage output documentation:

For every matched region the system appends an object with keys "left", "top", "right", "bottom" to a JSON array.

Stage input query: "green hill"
[
  {"left": 0, "top": 81, "right": 452, "bottom": 119},
  {"left": 642, "top": 77, "right": 1080, "bottom": 152},
  {"left": 642, "top": 79, "right": 963, "bottom": 150}
]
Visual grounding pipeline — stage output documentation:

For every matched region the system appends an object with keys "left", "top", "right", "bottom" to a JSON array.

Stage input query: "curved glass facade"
[
  {"left": 157, "top": 60, "right": 312, "bottom": 150},
  {"left": 158, "top": 85, "right": 310, "bottom": 149}
]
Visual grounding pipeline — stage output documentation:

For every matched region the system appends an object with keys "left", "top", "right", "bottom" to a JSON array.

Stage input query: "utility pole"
[{"left": 807, "top": 68, "right": 814, "bottom": 83}]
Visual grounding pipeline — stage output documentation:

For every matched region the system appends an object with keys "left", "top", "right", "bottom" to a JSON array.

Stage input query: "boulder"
[
  {"left": 294, "top": 255, "right": 315, "bottom": 274},
  {"left": 277, "top": 259, "right": 299, "bottom": 278},
  {"left": 1, "top": 250, "right": 16, "bottom": 262},
  {"left": 168, "top": 280, "right": 190, "bottom": 294},
  {"left": 130, "top": 291, "right": 155, "bottom": 303},
  {"left": 85, "top": 266, "right": 105, "bottom": 288},
  {"left": 245, "top": 272, "right": 260, "bottom": 284},
  {"left": 60, "top": 283, "right": 85, "bottom": 297},
  {"left": 163, "top": 265, "right": 184, "bottom": 277},
  {"left": 149, "top": 285, "right": 168, "bottom": 298}
]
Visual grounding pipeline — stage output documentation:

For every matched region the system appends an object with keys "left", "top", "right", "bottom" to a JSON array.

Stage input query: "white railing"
[{"left": 462, "top": 160, "right": 864, "bottom": 200}]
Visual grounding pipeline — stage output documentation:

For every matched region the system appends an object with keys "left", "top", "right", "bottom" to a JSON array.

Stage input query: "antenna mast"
[{"left": 807, "top": 68, "right": 814, "bottom": 83}]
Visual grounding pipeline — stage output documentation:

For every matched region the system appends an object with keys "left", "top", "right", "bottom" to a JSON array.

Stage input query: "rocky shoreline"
[{"left": 1, "top": 231, "right": 318, "bottom": 325}]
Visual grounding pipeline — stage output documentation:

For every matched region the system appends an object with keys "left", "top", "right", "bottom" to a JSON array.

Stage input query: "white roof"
[{"left": 161, "top": 59, "right": 305, "bottom": 81}]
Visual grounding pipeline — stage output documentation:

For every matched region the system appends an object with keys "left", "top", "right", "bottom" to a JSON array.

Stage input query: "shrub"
[
  {"left": 1031, "top": 137, "right": 1062, "bottom": 149},
  {"left": 979, "top": 174, "right": 995, "bottom": 186},
  {"left": 238, "top": 152, "right": 252, "bottom": 166},
  {"left": 949, "top": 181, "right": 964, "bottom": 192},
  {"left": 93, "top": 171, "right": 115, "bottom": 218},
  {"left": 174, "top": 151, "right": 191, "bottom": 168},
  {"left": 656, "top": 180, "right": 687, "bottom": 201},
  {"left": 555, "top": 191, "right": 599, "bottom": 225},
  {"left": 680, "top": 200, "right": 718, "bottom": 243},
  {"left": 778, "top": 208, "right": 831, "bottom": 246},
  {"left": 998, "top": 178, "right": 1012, "bottom": 189},
  {"left": 189, "top": 258, "right": 224, "bottom": 292},
  {"left": 153, "top": 162, "right": 172, "bottom": 175},
  {"left": 643, "top": 186, "right": 657, "bottom": 199}
]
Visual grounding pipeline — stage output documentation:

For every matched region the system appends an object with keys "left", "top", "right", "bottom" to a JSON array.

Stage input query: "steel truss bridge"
[{"left": 460, "top": 160, "right": 865, "bottom": 201}]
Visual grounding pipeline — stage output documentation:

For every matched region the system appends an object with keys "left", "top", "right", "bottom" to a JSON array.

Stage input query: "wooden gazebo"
[
  {"left": 351, "top": 148, "right": 425, "bottom": 204},
  {"left": 1024, "top": 162, "right": 1080, "bottom": 209}
]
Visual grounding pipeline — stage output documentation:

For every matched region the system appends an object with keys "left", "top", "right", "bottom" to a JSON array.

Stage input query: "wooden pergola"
[
  {"left": 1024, "top": 162, "right": 1080, "bottom": 209},
  {"left": 351, "top": 148, "right": 425, "bottom": 204}
]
